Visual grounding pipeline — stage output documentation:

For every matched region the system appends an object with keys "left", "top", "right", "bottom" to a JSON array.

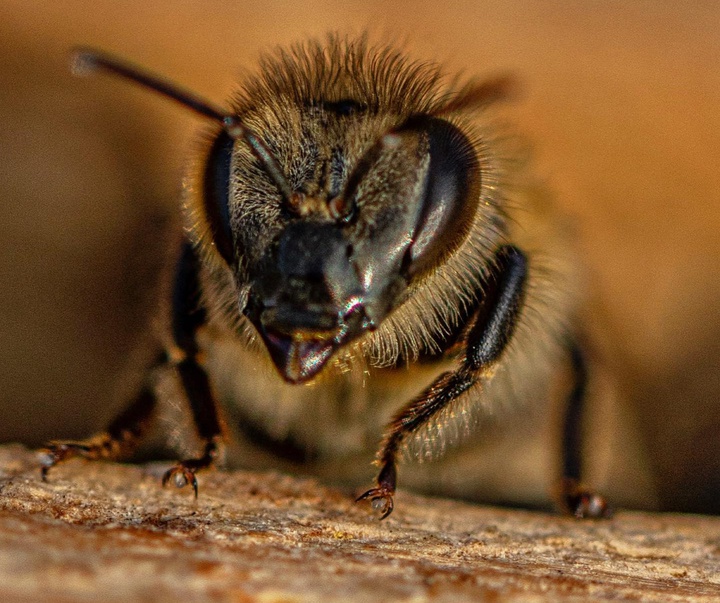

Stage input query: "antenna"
[{"left": 71, "top": 47, "right": 294, "bottom": 202}]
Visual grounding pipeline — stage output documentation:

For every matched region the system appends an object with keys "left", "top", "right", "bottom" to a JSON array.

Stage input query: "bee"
[{"left": 40, "top": 35, "right": 608, "bottom": 519}]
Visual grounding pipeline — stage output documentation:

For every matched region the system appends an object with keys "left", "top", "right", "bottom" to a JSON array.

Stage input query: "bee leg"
[
  {"left": 39, "top": 361, "right": 161, "bottom": 481},
  {"left": 558, "top": 343, "right": 612, "bottom": 518},
  {"left": 161, "top": 243, "right": 224, "bottom": 498},
  {"left": 358, "top": 245, "right": 527, "bottom": 518},
  {"left": 356, "top": 369, "right": 479, "bottom": 519},
  {"left": 160, "top": 357, "right": 224, "bottom": 497}
]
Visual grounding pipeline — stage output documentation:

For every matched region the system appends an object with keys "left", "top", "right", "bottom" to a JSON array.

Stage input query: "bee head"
[{"left": 207, "top": 112, "right": 480, "bottom": 383}]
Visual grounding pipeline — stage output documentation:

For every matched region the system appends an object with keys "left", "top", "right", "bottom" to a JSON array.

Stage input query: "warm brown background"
[{"left": 1, "top": 2, "right": 719, "bottom": 512}]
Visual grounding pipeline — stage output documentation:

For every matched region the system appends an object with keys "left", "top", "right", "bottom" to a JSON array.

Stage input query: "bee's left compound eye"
[
  {"left": 203, "top": 130, "right": 236, "bottom": 265},
  {"left": 400, "top": 116, "right": 481, "bottom": 279}
]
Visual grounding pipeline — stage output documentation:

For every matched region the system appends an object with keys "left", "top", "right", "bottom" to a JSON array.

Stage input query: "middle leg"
[{"left": 161, "top": 242, "right": 226, "bottom": 497}]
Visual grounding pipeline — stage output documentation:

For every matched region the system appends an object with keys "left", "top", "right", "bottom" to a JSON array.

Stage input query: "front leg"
[
  {"left": 358, "top": 245, "right": 527, "bottom": 518},
  {"left": 161, "top": 242, "right": 226, "bottom": 497}
]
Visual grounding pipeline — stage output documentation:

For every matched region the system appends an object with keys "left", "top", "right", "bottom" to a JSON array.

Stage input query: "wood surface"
[{"left": 0, "top": 445, "right": 717, "bottom": 602}]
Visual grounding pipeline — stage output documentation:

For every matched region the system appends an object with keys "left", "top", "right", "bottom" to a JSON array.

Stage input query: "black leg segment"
[
  {"left": 559, "top": 340, "right": 611, "bottom": 518},
  {"left": 562, "top": 343, "right": 586, "bottom": 482},
  {"left": 466, "top": 245, "right": 527, "bottom": 369},
  {"left": 161, "top": 242, "right": 225, "bottom": 497}
]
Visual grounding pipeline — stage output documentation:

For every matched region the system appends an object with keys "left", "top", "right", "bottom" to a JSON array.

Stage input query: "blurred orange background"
[{"left": 1, "top": 1, "right": 718, "bottom": 512}]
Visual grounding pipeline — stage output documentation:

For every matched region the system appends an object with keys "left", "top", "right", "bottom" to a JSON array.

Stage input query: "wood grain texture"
[{"left": 0, "top": 445, "right": 717, "bottom": 602}]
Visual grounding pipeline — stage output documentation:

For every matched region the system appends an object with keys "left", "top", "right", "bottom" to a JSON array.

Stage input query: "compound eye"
[
  {"left": 203, "top": 129, "right": 235, "bottom": 265},
  {"left": 401, "top": 116, "right": 480, "bottom": 278}
]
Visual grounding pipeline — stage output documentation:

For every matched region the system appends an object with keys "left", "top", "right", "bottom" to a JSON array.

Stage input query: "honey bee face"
[{"left": 197, "top": 44, "right": 483, "bottom": 383}]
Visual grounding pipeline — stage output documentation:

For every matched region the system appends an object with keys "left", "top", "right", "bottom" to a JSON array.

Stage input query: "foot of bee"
[
  {"left": 38, "top": 441, "right": 94, "bottom": 482},
  {"left": 161, "top": 441, "right": 221, "bottom": 498},
  {"left": 356, "top": 461, "right": 396, "bottom": 519},
  {"left": 561, "top": 478, "right": 612, "bottom": 519},
  {"left": 356, "top": 486, "right": 395, "bottom": 519},
  {"left": 161, "top": 460, "right": 205, "bottom": 498}
]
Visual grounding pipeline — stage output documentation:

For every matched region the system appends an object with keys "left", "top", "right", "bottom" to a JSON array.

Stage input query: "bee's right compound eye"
[
  {"left": 203, "top": 130, "right": 235, "bottom": 265},
  {"left": 401, "top": 116, "right": 481, "bottom": 279}
]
